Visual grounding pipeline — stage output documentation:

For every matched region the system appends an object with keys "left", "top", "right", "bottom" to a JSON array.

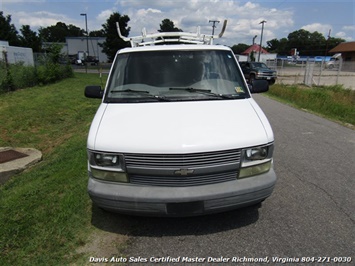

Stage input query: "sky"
[{"left": 1, "top": 0, "right": 354, "bottom": 47}]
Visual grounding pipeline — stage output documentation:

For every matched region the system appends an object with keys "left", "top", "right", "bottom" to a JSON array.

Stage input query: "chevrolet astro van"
[{"left": 84, "top": 22, "right": 277, "bottom": 216}]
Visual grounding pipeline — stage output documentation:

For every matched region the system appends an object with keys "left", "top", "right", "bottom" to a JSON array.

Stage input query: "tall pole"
[
  {"left": 209, "top": 20, "right": 220, "bottom": 35},
  {"left": 253, "top": 35, "right": 257, "bottom": 45},
  {"left": 325, "top": 29, "right": 331, "bottom": 56},
  {"left": 258, "top": 20, "right": 266, "bottom": 62},
  {"left": 80, "top": 13, "right": 89, "bottom": 58}
]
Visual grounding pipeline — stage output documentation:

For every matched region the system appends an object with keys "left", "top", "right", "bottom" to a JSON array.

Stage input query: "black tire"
[{"left": 268, "top": 79, "right": 276, "bottom": 85}]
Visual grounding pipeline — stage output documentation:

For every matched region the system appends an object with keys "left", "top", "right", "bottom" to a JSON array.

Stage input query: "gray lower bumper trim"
[{"left": 88, "top": 169, "right": 276, "bottom": 216}]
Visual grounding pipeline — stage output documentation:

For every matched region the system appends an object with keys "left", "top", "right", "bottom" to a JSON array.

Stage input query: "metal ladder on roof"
[{"left": 116, "top": 20, "right": 227, "bottom": 47}]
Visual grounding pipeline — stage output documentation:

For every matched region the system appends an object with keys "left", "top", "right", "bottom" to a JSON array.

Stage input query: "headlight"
[
  {"left": 88, "top": 151, "right": 128, "bottom": 182},
  {"left": 238, "top": 144, "right": 273, "bottom": 179},
  {"left": 245, "top": 146, "right": 268, "bottom": 160},
  {"left": 91, "top": 153, "right": 121, "bottom": 167}
]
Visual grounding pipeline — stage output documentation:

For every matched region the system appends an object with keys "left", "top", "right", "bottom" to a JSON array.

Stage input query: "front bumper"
[
  {"left": 88, "top": 169, "right": 277, "bottom": 217},
  {"left": 255, "top": 74, "right": 277, "bottom": 81}
]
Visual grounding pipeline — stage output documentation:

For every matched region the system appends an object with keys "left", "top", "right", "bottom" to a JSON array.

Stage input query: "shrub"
[
  {"left": 0, "top": 61, "right": 14, "bottom": 92},
  {"left": 10, "top": 63, "right": 38, "bottom": 89},
  {"left": 0, "top": 43, "right": 74, "bottom": 92}
]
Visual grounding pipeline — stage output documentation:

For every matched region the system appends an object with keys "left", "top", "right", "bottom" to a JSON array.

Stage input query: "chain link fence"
[{"left": 267, "top": 59, "right": 355, "bottom": 90}]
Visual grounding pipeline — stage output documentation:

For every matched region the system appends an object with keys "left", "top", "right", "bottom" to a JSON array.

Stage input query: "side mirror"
[
  {"left": 85, "top": 85, "right": 103, "bottom": 98},
  {"left": 248, "top": 80, "right": 269, "bottom": 93}
]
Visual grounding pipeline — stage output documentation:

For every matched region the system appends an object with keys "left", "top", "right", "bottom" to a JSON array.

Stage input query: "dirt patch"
[{"left": 74, "top": 228, "right": 129, "bottom": 265}]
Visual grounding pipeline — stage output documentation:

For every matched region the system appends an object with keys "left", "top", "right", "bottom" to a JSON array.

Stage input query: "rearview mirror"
[
  {"left": 248, "top": 80, "right": 269, "bottom": 93},
  {"left": 85, "top": 86, "right": 103, "bottom": 98}
]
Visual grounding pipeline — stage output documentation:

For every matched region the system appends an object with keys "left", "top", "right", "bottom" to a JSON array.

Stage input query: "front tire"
[{"left": 268, "top": 79, "right": 276, "bottom": 85}]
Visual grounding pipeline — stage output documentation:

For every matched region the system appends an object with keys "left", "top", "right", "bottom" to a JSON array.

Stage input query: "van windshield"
[{"left": 105, "top": 50, "right": 249, "bottom": 102}]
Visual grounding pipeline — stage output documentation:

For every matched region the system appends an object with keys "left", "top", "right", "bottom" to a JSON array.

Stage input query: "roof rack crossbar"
[{"left": 116, "top": 20, "right": 227, "bottom": 47}]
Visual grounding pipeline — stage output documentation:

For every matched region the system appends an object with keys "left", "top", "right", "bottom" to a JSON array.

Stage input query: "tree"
[
  {"left": 89, "top": 29, "right": 105, "bottom": 37},
  {"left": 250, "top": 51, "right": 256, "bottom": 62},
  {"left": 19, "top": 25, "right": 42, "bottom": 52},
  {"left": 39, "top": 22, "right": 85, "bottom": 42},
  {"left": 231, "top": 43, "right": 249, "bottom": 54},
  {"left": 267, "top": 38, "right": 289, "bottom": 55},
  {"left": 0, "top": 12, "right": 19, "bottom": 46},
  {"left": 307, "top": 31, "right": 326, "bottom": 55},
  {"left": 67, "top": 24, "right": 85, "bottom": 37},
  {"left": 261, "top": 29, "right": 346, "bottom": 56},
  {"left": 286, "top": 29, "right": 346, "bottom": 56},
  {"left": 266, "top": 39, "right": 279, "bottom": 53},
  {"left": 326, "top": 37, "right": 345, "bottom": 55},
  {"left": 158, "top": 19, "right": 182, "bottom": 32},
  {"left": 100, "top": 12, "right": 130, "bottom": 61}
]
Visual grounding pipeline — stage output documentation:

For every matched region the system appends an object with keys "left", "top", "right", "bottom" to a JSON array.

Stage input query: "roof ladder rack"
[{"left": 116, "top": 20, "right": 227, "bottom": 47}]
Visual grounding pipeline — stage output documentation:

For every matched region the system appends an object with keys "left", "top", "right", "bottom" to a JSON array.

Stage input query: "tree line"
[
  {"left": 229, "top": 29, "right": 344, "bottom": 57},
  {"left": 1, "top": 10, "right": 345, "bottom": 61}
]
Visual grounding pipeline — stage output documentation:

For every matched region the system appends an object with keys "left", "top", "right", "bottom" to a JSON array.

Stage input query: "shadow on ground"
[{"left": 91, "top": 203, "right": 261, "bottom": 237}]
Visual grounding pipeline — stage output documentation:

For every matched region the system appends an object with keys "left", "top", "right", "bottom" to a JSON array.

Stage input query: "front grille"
[
  {"left": 129, "top": 171, "right": 238, "bottom": 187},
  {"left": 125, "top": 149, "right": 241, "bottom": 169},
  {"left": 124, "top": 149, "right": 241, "bottom": 187},
  {"left": 260, "top": 72, "right": 274, "bottom": 77}
]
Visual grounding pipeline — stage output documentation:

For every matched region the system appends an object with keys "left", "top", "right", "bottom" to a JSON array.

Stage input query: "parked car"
[
  {"left": 84, "top": 56, "right": 99, "bottom": 66},
  {"left": 240, "top": 61, "right": 277, "bottom": 85},
  {"left": 84, "top": 21, "right": 277, "bottom": 216}
]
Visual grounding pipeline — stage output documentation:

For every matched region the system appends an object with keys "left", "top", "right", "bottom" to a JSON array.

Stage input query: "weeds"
[{"left": 267, "top": 84, "right": 355, "bottom": 126}]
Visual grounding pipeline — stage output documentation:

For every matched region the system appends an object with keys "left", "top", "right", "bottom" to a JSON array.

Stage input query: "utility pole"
[
  {"left": 325, "top": 29, "right": 331, "bottom": 56},
  {"left": 209, "top": 20, "right": 220, "bottom": 35},
  {"left": 258, "top": 20, "right": 266, "bottom": 62},
  {"left": 80, "top": 13, "right": 89, "bottom": 73},
  {"left": 253, "top": 35, "right": 257, "bottom": 45},
  {"left": 80, "top": 13, "right": 89, "bottom": 58}
]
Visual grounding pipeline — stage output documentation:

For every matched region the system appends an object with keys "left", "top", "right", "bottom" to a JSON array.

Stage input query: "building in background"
[
  {"left": 0, "top": 40, "right": 34, "bottom": 66},
  {"left": 65, "top": 37, "right": 107, "bottom": 63},
  {"left": 329, "top": 41, "right": 355, "bottom": 62}
]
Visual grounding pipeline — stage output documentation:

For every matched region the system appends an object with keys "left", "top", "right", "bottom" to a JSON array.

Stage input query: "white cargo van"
[{"left": 84, "top": 21, "right": 277, "bottom": 216}]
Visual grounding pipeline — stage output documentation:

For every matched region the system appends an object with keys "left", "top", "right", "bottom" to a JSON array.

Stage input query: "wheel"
[{"left": 268, "top": 79, "right": 276, "bottom": 85}]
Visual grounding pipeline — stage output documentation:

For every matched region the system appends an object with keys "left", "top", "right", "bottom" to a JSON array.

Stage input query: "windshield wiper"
[
  {"left": 169, "top": 87, "right": 246, "bottom": 99},
  {"left": 111, "top": 89, "right": 150, "bottom": 94},
  {"left": 169, "top": 87, "right": 211, "bottom": 92},
  {"left": 110, "top": 89, "right": 170, "bottom": 102}
]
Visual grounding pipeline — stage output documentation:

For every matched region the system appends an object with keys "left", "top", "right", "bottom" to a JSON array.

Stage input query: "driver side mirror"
[
  {"left": 248, "top": 80, "right": 269, "bottom": 93},
  {"left": 85, "top": 85, "right": 103, "bottom": 98}
]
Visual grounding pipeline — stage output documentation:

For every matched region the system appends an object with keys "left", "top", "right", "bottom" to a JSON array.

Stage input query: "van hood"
[{"left": 88, "top": 99, "right": 273, "bottom": 154}]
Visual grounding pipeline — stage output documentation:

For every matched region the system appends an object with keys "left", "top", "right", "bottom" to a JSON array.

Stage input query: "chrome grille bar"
[
  {"left": 125, "top": 149, "right": 241, "bottom": 169},
  {"left": 129, "top": 171, "right": 238, "bottom": 187}
]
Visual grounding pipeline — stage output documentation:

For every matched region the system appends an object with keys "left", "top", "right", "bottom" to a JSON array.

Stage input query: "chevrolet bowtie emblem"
[{"left": 174, "top": 169, "right": 194, "bottom": 176}]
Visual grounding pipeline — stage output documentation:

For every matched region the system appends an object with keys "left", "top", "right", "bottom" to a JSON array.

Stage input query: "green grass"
[
  {"left": 0, "top": 73, "right": 105, "bottom": 265},
  {"left": 267, "top": 84, "right": 355, "bottom": 127}
]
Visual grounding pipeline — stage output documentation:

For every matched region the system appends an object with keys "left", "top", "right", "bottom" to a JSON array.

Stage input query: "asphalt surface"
[{"left": 91, "top": 95, "right": 355, "bottom": 265}]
